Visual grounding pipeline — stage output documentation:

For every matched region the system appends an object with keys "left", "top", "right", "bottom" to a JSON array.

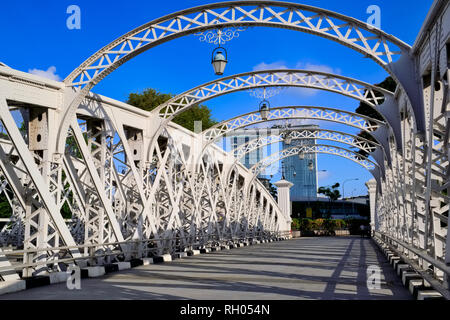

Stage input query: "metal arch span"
[
  {"left": 57, "top": 0, "right": 415, "bottom": 153},
  {"left": 203, "top": 106, "right": 385, "bottom": 138},
  {"left": 153, "top": 69, "right": 394, "bottom": 119},
  {"left": 151, "top": 69, "right": 402, "bottom": 152},
  {"left": 250, "top": 143, "right": 378, "bottom": 176},
  {"left": 232, "top": 128, "right": 380, "bottom": 160},
  {"left": 65, "top": 1, "right": 409, "bottom": 88},
  {"left": 201, "top": 106, "right": 390, "bottom": 159}
]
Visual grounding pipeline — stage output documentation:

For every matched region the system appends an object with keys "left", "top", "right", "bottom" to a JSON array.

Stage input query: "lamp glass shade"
[
  {"left": 298, "top": 152, "right": 305, "bottom": 160},
  {"left": 259, "top": 101, "right": 270, "bottom": 120},
  {"left": 212, "top": 50, "right": 227, "bottom": 75}
]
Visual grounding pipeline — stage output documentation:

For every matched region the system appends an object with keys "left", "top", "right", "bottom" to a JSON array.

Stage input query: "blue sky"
[{"left": 0, "top": 0, "right": 433, "bottom": 196}]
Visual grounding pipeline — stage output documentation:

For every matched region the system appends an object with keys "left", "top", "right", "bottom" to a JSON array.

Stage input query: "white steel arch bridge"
[{"left": 0, "top": 0, "right": 448, "bottom": 299}]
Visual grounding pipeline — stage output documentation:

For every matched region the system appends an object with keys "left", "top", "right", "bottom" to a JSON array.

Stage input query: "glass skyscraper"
[
  {"left": 221, "top": 124, "right": 318, "bottom": 202},
  {"left": 281, "top": 124, "right": 318, "bottom": 201},
  {"left": 222, "top": 128, "right": 279, "bottom": 175}
]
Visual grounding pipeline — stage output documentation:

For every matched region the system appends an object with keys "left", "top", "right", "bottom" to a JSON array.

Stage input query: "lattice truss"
[
  {"left": 0, "top": 101, "right": 84, "bottom": 277},
  {"left": 374, "top": 21, "right": 449, "bottom": 275},
  {"left": 0, "top": 94, "right": 285, "bottom": 277},
  {"left": 154, "top": 70, "right": 393, "bottom": 119},
  {"left": 232, "top": 128, "right": 380, "bottom": 160},
  {"left": 0, "top": 0, "right": 448, "bottom": 287},
  {"left": 65, "top": 1, "right": 408, "bottom": 89},
  {"left": 203, "top": 106, "right": 384, "bottom": 142},
  {"left": 250, "top": 144, "right": 377, "bottom": 176}
]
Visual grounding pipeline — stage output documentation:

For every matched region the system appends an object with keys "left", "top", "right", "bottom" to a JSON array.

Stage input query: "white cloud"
[
  {"left": 318, "top": 170, "right": 330, "bottom": 180},
  {"left": 252, "top": 61, "right": 341, "bottom": 97},
  {"left": 295, "top": 62, "right": 341, "bottom": 75},
  {"left": 253, "top": 61, "right": 288, "bottom": 71},
  {"left": 28, "top": 66, "right": 61, "bottom": 81}
]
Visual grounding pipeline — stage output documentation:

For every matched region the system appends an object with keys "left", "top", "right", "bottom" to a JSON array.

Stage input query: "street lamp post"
[
  {"left": 342, "top": 178, "right": 358, "bottom": 217},
  {"left": 351, "top": 188, "right": 357, "bottom": 215},
  {"left": 342, "top": 178, "right": 359, "bottom": 200},
  {"left": 310, "top": 169, "right": 327, "bottom": 219}
]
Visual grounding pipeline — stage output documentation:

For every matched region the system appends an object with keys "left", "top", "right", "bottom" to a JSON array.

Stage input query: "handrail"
[
  {"left": 0, "top": 231, "right": 290, "bottom": 274},
  {"left": 374, "top": 231, "right": 450, "bottom": 276}
]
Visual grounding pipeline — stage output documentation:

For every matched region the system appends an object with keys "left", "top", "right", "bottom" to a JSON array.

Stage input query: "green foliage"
[
  {"left": 60, "top": 201, "right": 72, "bottom": 219},
  {"left": 318, "top": 183, "right": 341, "bottom": 201},
  {"left": 291, "top": 218, "right": 300, "bottom": 231},
  {"left": 267, "top": 181, "right": 277, "bottom": 200},
  {"left": 314, "top": 218, "right": 325, "bottom": 229},
  {"left": 0, "top": 192, "right": 12, "bottom": 218},
  {"left": 127, "top": 88, "right": 217, "bottom": 131},
  {"left": 299, "top": 218, "right": 314, "bottom": 233},
  {"left": 296, "top": 218, "right": 347, "bottom": 236},
  {"left": 334, "top": 219, "right": 347, "bottom": 229}
]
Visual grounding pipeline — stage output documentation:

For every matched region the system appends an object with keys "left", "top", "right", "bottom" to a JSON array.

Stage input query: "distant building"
[
  {"left": 292, "top": 198, "right": 370, "bottom": 220},
  {"left": 343, "top": 195, "right": 369, "bottom": 205},
  {"left": 221, "top": 127, "right": 281, "bottom": 177},
  {"left": 279, "top": 124, "right": 318, "bottom": 201},
  {"left": 222, "top": 124, "right": 319, "bottom": 201}
]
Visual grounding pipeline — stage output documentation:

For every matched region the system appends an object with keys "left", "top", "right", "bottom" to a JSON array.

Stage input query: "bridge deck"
[{"left": 1, "top": 236, "right": 412, "bottom": 300}]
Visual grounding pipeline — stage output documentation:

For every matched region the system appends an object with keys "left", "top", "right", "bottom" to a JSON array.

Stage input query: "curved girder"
[
  {"left": 200, "top": 106, "right": 393, "bottom": 167},
  {"left": 250, "top": 143, "right": 378, "bottom": 176},
  {"left": 152, "top": 69, "right": 402, "bottom": 152},
  {"left": 232, "top": 128, "right": 380, "bottom": 160},
  {"left": 57, "top": 0, "right": 416, "bottom": 153},
  {"left": 65, "top": 2, "right": 409, "bottom": 88},
  {"left": 154, "top": 69, "right": 394, "bottom": 118},
  {"left": 201, "top": 106, "right": 390, "bottom": 159}
]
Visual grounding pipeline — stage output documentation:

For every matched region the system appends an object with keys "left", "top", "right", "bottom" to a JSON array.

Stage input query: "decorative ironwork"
[
  {"left": 195, "top": 23, "right": 247, "bottom": 45},
  {"left": 249, "top": 86, "right": 285, "bottom": 100}
]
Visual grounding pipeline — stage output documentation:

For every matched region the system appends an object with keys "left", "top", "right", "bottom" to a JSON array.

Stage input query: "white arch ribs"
[
  {"left": 232, "top": 129, "right": 379, "bottom": 159},
  {"left": 203, "top": 106, "right": 384, "bottom": 141},
  {"left": 65, "top": 1, "right": 409, "bottom": 89},
  {"left": 251, "top": 144, "right": 377, "bottom": 175},
  {"left": 154, "top": 69, "right": 393, "bottom": 119}
]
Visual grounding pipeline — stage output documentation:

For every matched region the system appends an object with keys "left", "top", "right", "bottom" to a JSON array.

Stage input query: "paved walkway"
[{"left": 1, "top": 236, "right": 412, "bottom": 300}]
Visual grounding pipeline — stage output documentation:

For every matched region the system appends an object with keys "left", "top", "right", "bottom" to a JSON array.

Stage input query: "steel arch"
[
  {"left": 57, "top": 0, "right": 418, "bottom": 153},
  {"left": 153, "top": 69, "right": 394, "bottom": 118},
  {"left": 246, "top": 143, "right": 382, "bottom": 198},
  {"left": 250, "top": 143, "right": 378, "bottom": 175},
  {"left": 201, "top": 106, "right": 391, "bottom": 161},
  {"left": 232, "top": 128, "right": 380, "bottom": 160},
  {"left": 152, "top": 69, "right": 403, "bottom": 151}
]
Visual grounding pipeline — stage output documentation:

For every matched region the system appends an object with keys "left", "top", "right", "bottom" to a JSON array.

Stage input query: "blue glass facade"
[
  {"left": 225, "top": 128, "right": 276, "bottom": 171},
  {"left": 282, "top": 139, "right": 317, "bottom": 201},
  {"left": 223, "top": 125, "right": 318, "bottom": 201}
]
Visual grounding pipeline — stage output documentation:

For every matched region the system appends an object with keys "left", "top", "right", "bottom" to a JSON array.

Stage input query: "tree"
[
  {"left": 127, "top": 88, "right": 217, "bottom": 131},
  {"left": 355, "top": 76, "right": 397, "bottom": 157},
  {"left": 0, "top": 192, "right": 12, "bottom": 218},
  {"left": 318, "top": 183, "right": 341, "bottom": 218}
]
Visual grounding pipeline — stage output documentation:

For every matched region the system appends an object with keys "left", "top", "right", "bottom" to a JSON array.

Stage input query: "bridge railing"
[
  {"left": 374, "top": 231, "right": 450, "bottom": 299},
  {"left": 0, "top": 231, "right": 291, "bottom": 279}
]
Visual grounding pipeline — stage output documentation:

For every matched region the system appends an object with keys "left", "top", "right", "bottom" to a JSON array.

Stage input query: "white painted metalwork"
[
  {"left": 250, "top": 144, "right": 377, "bottom": 176},
  {"left": 232, "top": 128, "right": 379, "bottom": 160},
  {"left": 0, "top": 0, "right": 447, "bottom": 297}
]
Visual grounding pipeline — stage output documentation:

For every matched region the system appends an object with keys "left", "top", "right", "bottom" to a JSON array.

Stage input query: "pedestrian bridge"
[
  {"left": 0, "top": 0, "right": 449, "bottom": 300},
  {"left": 0, "top": 237, "right": 412, "bottom": 300}
]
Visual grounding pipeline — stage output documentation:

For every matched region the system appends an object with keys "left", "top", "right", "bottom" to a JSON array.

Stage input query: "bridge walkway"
[{"left": 0, "top": 236, "right": 412, "bottom": 300}]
